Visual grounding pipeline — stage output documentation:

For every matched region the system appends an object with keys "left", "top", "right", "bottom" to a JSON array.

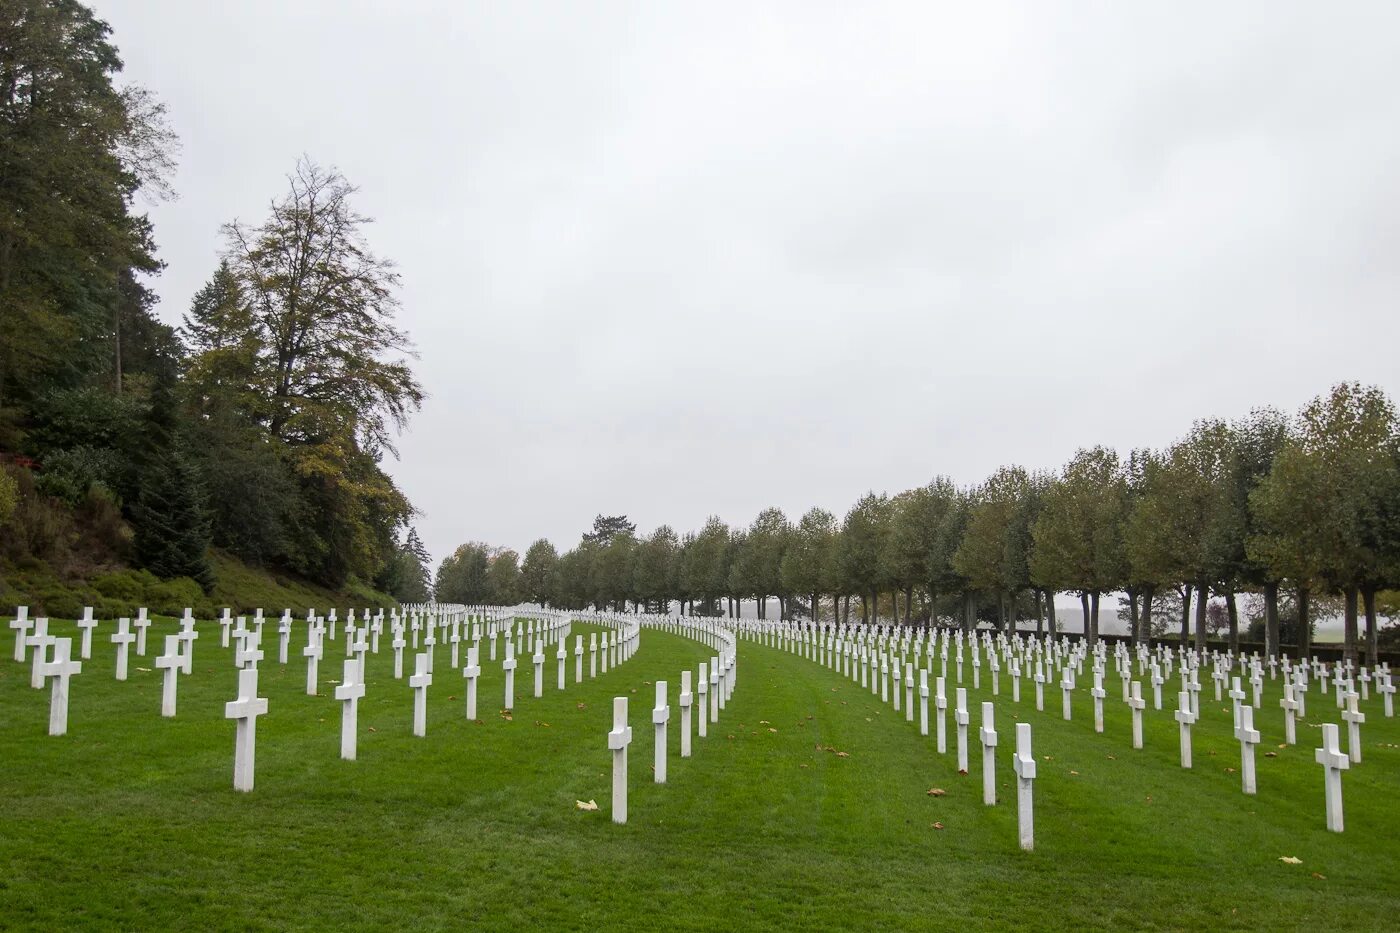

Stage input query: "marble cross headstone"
[
  {"left": 1314, "top": 722, "right": 1349, "bottom": 832},
  {"left": 155, "top": 634, "right": 181, "bottom": 717},
  {"left": 9, "top": 606, "right": 32, "bottom": 663},
  {"left": 75, "top": 607, "right": 97, "bottom": 660},
  {"left": 1280, "top": 681, "right": 1298, "bottom": 745},
  {"left": 410, "top": 652, "right": 432, "bottom": 737},
  {"left": 696, "top": 662, "right": 709, "bottom": 739},
  {"left": 41, "top": 636, "right": 82, "bottom": 736},
  {"left": 652, "top": 681, "right": 670, "bottom": 784},
  {"left": 679, "top": 670, "right": 694, "bottom": 757},
  {"left": 1128, "top": 681, "right": 1145, "bottom": 749},
  {"left": 224, "top": 666, "right": 268, "bottom": 791},
  {"left": 335, "top": 658, "right": 366, "bottom": 760},
  {"left": 979, "top": 701, "right": 998, "bottom": 806},
  {"left": 133, "top": 608, "right": 150, "bottom": 656},
  {"left": 1012, "top": 722, "right": 1036, "bottom": 851},
  {"left": 28, "top": 617, "right": 52, "bottom": 689},
  {"left": 935, "top": 675, "right": 948, "bottom": 754},
  {"left": 502, "top": 640, "right": 517, "bottom": 710},
  {"left": 1341, "top": 692, "right": 1365, "bottom": 764},
  {"left": 1236, "top": 703, "right": 1260, "bottom": 795},
  {"left": 111, "top": 617, "right": 135, "bottom": 681},
  {"left": 462, "top": 645, "right": 481, "bottom": 721},
  {"left": 532, "top": 639, "right": 545, "bottom": 699},
  {"left": 1174, "top": 689, "right": 1196, "bottom": 768},
  {"left": 954, "top": 687, "right": 970, "bottom": 773},
  {"left": 304, "top": 626, "right": 323, "bottom": 696},
  {"left": 606, "top": 695, "right": 635, "bottom": 825},
  {"left": 918, "top": 669, "right": 929, "bottom": 737}
]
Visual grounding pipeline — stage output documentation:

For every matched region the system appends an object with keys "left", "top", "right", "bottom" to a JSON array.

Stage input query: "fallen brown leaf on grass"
[
  {"left": 575, "top": 799, "right": 598, "bottom": 811},
  {"left": 535, "top": 721, "right": 550, "bottom": 727},
  {"left": 1265, "top": 751, "right": 1278, "bottom": 758},
  {"left": 1106, "top": 755, "right": 1116, "bottom": 760},
  {"left": 932, "top": 821, "right": 945, "bottom": 830},
  {"left": 368, "top": 726, "right": 377, "bottom": 733},
  {"left": 835, "top": 751, "right": 850, "bottom": 758},
  {"left": 1069, "top": 770, "right": 1080, "bottom": 776},
  {"left": 927, "top": 788, "right": 947, "bottom": 797},
  {"left": 448, "top": 695, "right": 456, "bottom": 701},
  {"left": 577, "top": 703, "right": 586, "bottom": 710},
  {"left": 1279, "top": 856, "right": 1302, "bottom": 865},
  {"left": 727, "top": 734, "right": 736, "bottom": 740},
  {"left": 767, "top": 727, "right": 778, "bottom": 733},
  {"left": 1311, "top": 873, "right": 1326, "bottom": 880}
]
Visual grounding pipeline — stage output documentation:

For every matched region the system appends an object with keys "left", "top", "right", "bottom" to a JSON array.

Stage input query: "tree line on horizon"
[
  {"left": 438, "top": 382, "right": 1400, "bottom": 666},
  {"left": 0, "top": 2, "right": 433, "bottom": 606}
]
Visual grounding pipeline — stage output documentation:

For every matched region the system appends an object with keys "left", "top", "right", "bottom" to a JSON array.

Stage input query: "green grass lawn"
[{"left": 2, "top": 617, "right": 1398, "bottom": 931}]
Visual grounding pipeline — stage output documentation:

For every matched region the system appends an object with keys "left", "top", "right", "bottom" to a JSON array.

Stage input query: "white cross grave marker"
[
  {"left": 679, "top": 670, "right": 694, "bottom": 757},
  {"left": 980, "top": 701, "right": 998, "bottom": 806},
  {"left": 1174, "top": 689, "right": 1196, "bottom": 768},
  {"left": 40, "top": 637, "right": 82, "bottom": 736},
  {"left": 410, "top": 652, "right": 432, "bottom": 737},
  {"left": 1236, "top": 704, "right": 1260, "bottom": 795},
  {"left": 1012, "top": 722, "right": 1035, "bottom": 851},
  {"left": 608, "top": 696, "right": 633, "bottom": 824},
  {"left": 224, "top": 666, "right": 268, "bottom": 791},
  {"left": 336, "top": 658, "right": 366, "bottom": 760},
  {"left": 462, "top": 646, "right": 481, "bottom": 721},
  {"left": 1314, "top": 723, "right": 1349, "bottom": 832},
  {"left": 653, "top": 680, "right": 670, "bottom": 783},
  {"left": 1341, "top": 692, "right": 1365, "bottom": 764},
  {"left": 955, "top": 687, "right": 970, "bottom": 773},
  {"left": 155, "top": 634, "right": 181, "bottom": 717},
  {"left": 1128, "top": 681, "right": 1146, "bottom": 749},
  {"left": 111, "top": 617, "right": 135, "bottom": 681}
]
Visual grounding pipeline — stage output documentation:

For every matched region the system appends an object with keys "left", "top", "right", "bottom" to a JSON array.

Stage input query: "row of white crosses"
[
  {"left": 605, "top": 615, "right": 738, "bottom": 824},
  {"left": 741, "top": 617, "right": 1045, "bottom": 849},
  {"left": 737, "top": 616, "right": 1395, "bottom": 838}
]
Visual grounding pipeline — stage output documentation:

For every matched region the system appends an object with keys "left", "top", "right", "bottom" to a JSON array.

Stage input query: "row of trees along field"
[
  {"left": 441, "top": 383, "right": 1400, "bottom": 666},
  {"left": 0, "top": 2, "right": 433, "bottom": 604}
]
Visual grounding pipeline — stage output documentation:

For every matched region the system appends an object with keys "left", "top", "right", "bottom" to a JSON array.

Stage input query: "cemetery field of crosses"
[{"left": 2, "top": 606, "right": 1398, "bottom": 931}]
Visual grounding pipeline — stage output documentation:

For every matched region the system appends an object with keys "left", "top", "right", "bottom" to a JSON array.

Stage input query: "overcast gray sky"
[{"left": 96, "top": 1, "right": 1400, "bottom": 571}]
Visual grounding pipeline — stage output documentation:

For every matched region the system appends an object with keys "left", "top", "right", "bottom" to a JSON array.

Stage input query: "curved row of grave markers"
[
  {"left": 735, "top": 618, "right": 1395, "bottom": 843},
  {"left": 7, "top": 603, "right": 657, "bottom": 792},
  {"left": 599, "top": 614, "right": 739, "bottom": 824}
]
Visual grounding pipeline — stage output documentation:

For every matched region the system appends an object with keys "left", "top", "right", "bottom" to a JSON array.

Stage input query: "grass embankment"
[
  {"left": 0, "top": 550, "right": 396, "bottom": 620},
  {"left": 1, "top": 618, "right": 1398, "bottom": 931}
]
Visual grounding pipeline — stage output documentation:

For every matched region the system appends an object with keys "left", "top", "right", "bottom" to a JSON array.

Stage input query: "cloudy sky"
[{"left": 96, "top": 1, "right": 1400, "bottom": 572}]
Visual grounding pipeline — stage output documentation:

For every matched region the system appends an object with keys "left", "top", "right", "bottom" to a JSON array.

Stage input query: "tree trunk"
[
  {"left": 904, "top": 585, "right": 913, "bottom": 625},
  {"left": 812, "top": 591, "right": 819, "bottom": 624},
  {"left": 997, "top": 592, "right": 1007, "bottom": 633},
  {"left": 962, "top": 591, "right": 975, "bottom": 633},
  {"left": 1033, "top": 590, "right": 1044, "bottom": 635},
  {"left": 861, "top": 594, "right": 869, "bottom": 625},
  {"left": 1089, "top": 591, "right": 1100, "bottom": 647},
  {"left": 1079, "top": 592, "right": 1091, "bottom": 639},
  {"left": 1297, "top": 586, "right": 1311, "bottom": 656},
  {"left": 1343, "top": 586, "right": 1358, "bottom": 666},
  {"left": 1127, "top": 588, "right": 1140, "bottom": 648},
  {"left": 1225, "top": 590, "right": 1239, "bottom": 654},
  {"left": 1194, "top": 580, "right": 1209, "bottom": 651},
  {"left": 1180, "top": 584, "right": 1192, "bottom": 647},
  {"left": 1045, "top": 590, "right": 1057, "bottom": 635},
  {"left": 1141, "top": 584, "right": 1155, "bottom": 646},
  {"left": 1363, "top": 586, "right": 1379, "bottom": 667},
  {"left": 1264, "top": 581, "right": 1280, "bottom": 661}
]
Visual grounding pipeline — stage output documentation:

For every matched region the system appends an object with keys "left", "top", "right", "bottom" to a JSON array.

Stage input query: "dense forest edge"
[{"left": 0, "top": 2, "right": 433, "bottom": 614}]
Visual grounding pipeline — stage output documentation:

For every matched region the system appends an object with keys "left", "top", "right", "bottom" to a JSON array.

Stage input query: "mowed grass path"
[{"left": 2, "top": 619, "right": 1399, "bottom": 931}]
